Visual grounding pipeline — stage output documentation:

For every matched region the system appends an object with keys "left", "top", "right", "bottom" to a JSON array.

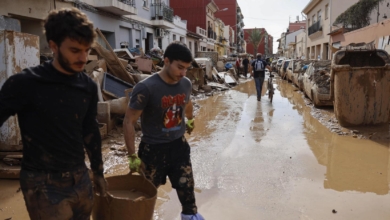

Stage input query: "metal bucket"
[{"left": 92, "top": 174, "right": 157, "bottom": 220}]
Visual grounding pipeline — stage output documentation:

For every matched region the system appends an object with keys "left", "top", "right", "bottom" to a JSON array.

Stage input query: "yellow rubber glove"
[
  {"left": 186, "top": 118, "right": 195, "bottom": 134},
  {"left": 128, "top": 154, "right": 141, "bottom": 173}
]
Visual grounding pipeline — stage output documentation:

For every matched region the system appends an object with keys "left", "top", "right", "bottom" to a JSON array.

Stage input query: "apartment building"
[
  {"left": 0, "top": 0, "right": 74, "bottom": 54},
  {"left": 214, "top": 0, "right": 243, "bottom": 53},
  {"left": 0, "top": 0, "right": 188, "bottom": 53},
  {"left": 302, "top": 0, "right": 360, "bottom": 60},
  {"left": 170, "top": 0, "right": 221, "bottom": 52}
]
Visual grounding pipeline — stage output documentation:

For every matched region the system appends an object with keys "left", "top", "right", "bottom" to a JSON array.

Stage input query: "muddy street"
[
  {"left": 154, "top": 76, "right": 390, "bottom": 220},
  {"left": 1, "top": 77, "right": 390, "bottom": 220}
]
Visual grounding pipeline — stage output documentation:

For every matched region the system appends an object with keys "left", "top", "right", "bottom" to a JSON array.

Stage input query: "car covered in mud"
[
  {"left": 286, "top": 59, "right": 297, "bottom": 82},
  {"left": 280, "top": 59, "right": 291, "bottom": 79},
  {"left": 301, "top": 60, "right": 333, "bottom": 107},
  {"left": 292, "top": 60, "right": 312, "bottom": 88}
]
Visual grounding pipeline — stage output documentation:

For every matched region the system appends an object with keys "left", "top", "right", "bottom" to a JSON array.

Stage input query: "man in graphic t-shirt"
[{"left": 123, "top": 42, "right": 204, "bottom": 220}]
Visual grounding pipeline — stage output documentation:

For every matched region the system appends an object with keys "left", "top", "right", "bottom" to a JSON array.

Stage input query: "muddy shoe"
[{"left": 181, "top": 213, "right": 205, "bottom": 220}]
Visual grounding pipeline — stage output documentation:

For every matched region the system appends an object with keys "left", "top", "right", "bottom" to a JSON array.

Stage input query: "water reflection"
[{"left": 280, "top": 78, "right": 390, "bottom": 195}]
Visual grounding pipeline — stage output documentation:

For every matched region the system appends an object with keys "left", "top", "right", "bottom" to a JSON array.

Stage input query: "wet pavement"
[
  {"left": 154, "top": 76, "right": 390, "bottom": 220},
  {"left": 1, "top": 76, "right": 390, "bottom": 220}
]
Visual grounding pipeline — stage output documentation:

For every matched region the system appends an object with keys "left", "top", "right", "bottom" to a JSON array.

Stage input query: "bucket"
[{"left": 92, "top": 174, "right": 157, "bottom": 220}]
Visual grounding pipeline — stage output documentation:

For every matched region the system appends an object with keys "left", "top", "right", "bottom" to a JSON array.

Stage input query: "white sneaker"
[{"left": 181, "top": 213, "right": 205, "bottom": 220}]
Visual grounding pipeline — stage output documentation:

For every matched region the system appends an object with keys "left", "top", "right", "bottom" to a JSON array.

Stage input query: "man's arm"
[
  {"left": 0, "top": 74, "right": 28, "bottom": 127},
  {"left": 123, "top": 107, "right": 143, "bottom": 155},
  {"left": 185, "top": 99, "right": 194, "bottom": 120},
  {"left": 83, "top": 85, "right": 103, "bottom": 176}
]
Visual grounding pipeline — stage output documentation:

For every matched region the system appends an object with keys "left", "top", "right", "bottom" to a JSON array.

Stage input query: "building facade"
[
  {"left": 302, "top": 0, "right": 360, "bottom": 60},
  {"left": 170, "top": 0, "right": 221, "bottom": 52},
  {"left": 213, "top": 0, "right": 244, "bottom": 53},
  {"left": 0, "top": 0, "right": 189, "bottom": 54}
]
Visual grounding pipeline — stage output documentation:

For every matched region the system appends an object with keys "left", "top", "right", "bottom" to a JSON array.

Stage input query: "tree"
[
  {"left": 246, "top": 28, "right": 266, "bottom": 56},
  {"left": 333, "top": 0, "right": 385, "bottom": 29}
]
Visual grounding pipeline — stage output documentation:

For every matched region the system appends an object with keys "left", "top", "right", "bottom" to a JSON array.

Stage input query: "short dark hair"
[
  {"left": 44, "top": 8, "right": 96, "bottom": 46},
  {"left": 164, "top": 41, "right": 193, "bottom": 63}
]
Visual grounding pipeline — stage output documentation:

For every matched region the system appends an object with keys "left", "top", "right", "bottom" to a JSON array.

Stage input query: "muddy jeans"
[
  {"left": 138, "top": 136, "right": 197, "bottom": 215},
  {"left": 254, "top": 76, "right": 265, "bottom": 99},
  {"left": 19, "top": 166, "right": 94, "bottom": 220}
]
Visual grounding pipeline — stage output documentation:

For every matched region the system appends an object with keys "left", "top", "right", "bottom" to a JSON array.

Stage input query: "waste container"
[
  {"left": 331, "top": 49, "right": 390, "bottom": 126},
  {"left": 92, "top": 173, "right": 157, "bottom": 220}
]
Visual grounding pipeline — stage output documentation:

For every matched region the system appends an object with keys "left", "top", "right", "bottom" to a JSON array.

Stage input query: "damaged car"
[{"left": 301, "top": 60, "right": 333, "bottom": 107}]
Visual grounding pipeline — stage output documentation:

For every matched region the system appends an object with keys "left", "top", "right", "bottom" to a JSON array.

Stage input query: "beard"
[{"left": 57, "top": 50, "right": 83, "bottom": 74}]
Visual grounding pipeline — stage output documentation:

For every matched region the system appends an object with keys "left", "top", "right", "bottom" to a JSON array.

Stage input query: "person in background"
[
  {"left": 0, "top": 8, "right": 106, "bottom": 219},
  {"left": 242, "top": 56, "right": 249, "bottom": 78},
  {"left": 251, "top": 53, "right": 271, "bottom": 101},
  {"left": 123, "top": 42, "right": 205, "bottom": 220}
]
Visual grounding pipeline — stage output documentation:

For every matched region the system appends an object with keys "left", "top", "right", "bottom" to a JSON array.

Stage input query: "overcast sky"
[{"left": 237, "top": 0, "right": 310, "bottom": 54}]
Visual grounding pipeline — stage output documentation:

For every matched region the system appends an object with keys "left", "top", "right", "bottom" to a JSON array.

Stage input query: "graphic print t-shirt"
[{"left": 129, "top": 74, "right": 191, "bottom": 144}]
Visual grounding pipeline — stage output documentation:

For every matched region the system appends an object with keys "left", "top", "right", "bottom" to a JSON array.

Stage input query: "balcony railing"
[
  {"left": 151, "top": 2, "right": 173, "bottom": 22},
  {"left": 118, "top": 0, "right": 135, "bottom": 7},
  {"left": 308, "top": 20, "right": 322, "bottom": 35},
  {"left": 196, "top": 27, "right": 207, "bottom": 38}
]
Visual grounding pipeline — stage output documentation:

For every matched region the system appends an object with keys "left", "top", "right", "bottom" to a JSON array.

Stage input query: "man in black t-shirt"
[
  {"left": 242, "top": 56, "right": 249, "bottom": 78},
  {"left": 0, "top": 8, "right": 106, "bottom": 219},
  {"left": 251, "top": 53, "right": 271, "bottom": 101}
]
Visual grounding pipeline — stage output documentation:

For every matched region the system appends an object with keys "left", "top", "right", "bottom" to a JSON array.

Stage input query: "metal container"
[{"left": 331, "top": 49, "right": 390, "bottom": 126}]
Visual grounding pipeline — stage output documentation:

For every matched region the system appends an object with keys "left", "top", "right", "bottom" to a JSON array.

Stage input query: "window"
[
  {"left": 308, "top": 19, "right": 311, "bottom": 26},
  {"left": 317, "top": 10, "right": 322, "bottom": 22},
  {"left": 158, "top": 38, "right": 162, "bottom": 49},
  {"left": 312, "top": 15, "right": 316, "bottom": 23},
  {"left": 325, "top": 4, "right": 329, "bottom": 19},
  {"left": 189, "top": 41, "right": 192, "bottom": 52},
  {"left": 173, "top": 34, "right": 176, "bottom": 41},
  {"left": 142, "top": 0, "right": 148, "bottom": 8}
]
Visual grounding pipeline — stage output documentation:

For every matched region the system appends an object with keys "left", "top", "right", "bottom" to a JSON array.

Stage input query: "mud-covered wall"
[{"left": 0, "top": 31, "right": 39, "bottom": 148}]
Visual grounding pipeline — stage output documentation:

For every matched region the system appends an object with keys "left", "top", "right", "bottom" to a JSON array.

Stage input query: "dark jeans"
[
  {"left": 254, "top": 76, "right": 265, "bottom": 99},
  {"left": 20, "top": 166, "right": 93, "bottom": 220},
  {"left": 243, "top": 65, "right": 248, "bottom": 77},
  {"left": 138, "top": 136, "right": 197, "bottom": 215}
]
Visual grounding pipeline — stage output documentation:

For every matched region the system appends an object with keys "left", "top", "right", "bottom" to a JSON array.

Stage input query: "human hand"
[
  {"left": 128, "top": 154, "right": 144, "bottom": 173},
  {"left": 186, "top": 118, "right": 195, "bottom": 135},
  {"left": 93, "top": 174, "right": 107, "bottom": 197}
]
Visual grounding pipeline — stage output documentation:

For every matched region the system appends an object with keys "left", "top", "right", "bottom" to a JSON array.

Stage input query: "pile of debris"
[
  {"left": 311, "top": 60, "right": 331, "bottom": 94},
  {"left": 187, "top": 57, "right": 240, "bottom": 97},
  {"left": 85, "top": 29, "right": 164, "bottom": 138},
  {"left": 88, "top": 29, "right": 242, "bottom": 138}
]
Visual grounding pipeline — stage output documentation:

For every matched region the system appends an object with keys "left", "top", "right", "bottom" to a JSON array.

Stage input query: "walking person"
[
  {"left": 0, "top": 8, "right": 106, "bottom": 219},
  {"left": 123, "top": 41, "right": 205, "bottom": 220},
  {"left": 251, "top": 53, "right": 271, "bottom": 101},
  {"left": 236, "top": 57, "right": 241, "bottom": 76},
  {"left": 242, "top": 56, "right": 249, "bottom": 78}
]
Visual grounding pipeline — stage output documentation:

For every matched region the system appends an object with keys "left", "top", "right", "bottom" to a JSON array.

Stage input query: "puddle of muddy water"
[{"left": 154, "top": 76, "right": 390, "bottom": 220}]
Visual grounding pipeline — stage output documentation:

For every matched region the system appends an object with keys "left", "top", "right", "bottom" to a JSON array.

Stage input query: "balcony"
[
  {"left": 94, "top": 0, "right": 137, "bottom": 15},
  {"left": 308, "top": 20, "right": 322, "bottom": 36},
  {"left": 196, "top": 27, "right": 207, "bottom": 38},
  {"left": 151, "top": 2, "right": 175, "bottom": 29}
]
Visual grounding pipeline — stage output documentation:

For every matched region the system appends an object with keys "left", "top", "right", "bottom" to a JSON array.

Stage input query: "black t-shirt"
[
  {"left": 251, "top": 59, "right": 268, "bottom": 78},
  {"left": 242, "top": 58, "right": 249, "bottom": 66},
  {"left": 0, "top": 61, "right": 103, "bottom": 174}
]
